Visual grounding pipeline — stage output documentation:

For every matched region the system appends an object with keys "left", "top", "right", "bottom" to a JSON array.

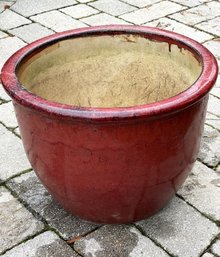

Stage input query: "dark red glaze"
[{"left": 1, "top": 26, "right": 218, "bottom": 224}]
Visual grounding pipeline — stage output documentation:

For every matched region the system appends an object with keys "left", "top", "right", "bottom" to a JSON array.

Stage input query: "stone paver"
[
  {"left": 215, "top": 77, "right": 220, "bottom": 88},
  {"left": 202, "top": 253, "right": 215, "bottom": 257},
  {"left": 0, "top": 186, "right": 44, "bottom": 254},
  {"left": 197, "top": 17, "right": 220, "bottom": 37},
  {"left": 137, "top": 197, "right": 219, "bottom": 257},
  {"left": 0, "top": 31, "right": 8, "bottom": 39},
  {"left": 0, "top": 36, "right": 26, "bottom": 70},
  {"left": 198, "top": 125, "right": 220, "bottom": 167},
  {"left": 207, "top": 95, "right": 220, "bottom": 117},
  {"left": 6, "top": 171, "right": 99, "bottom": 240},
  {"left": 211, "top": 88, "right": 220, "bottom": 99},
  {"left": 81, "top": 13, "right": 130, "bottom": 26},
  {"left": 1, "top": 231, "right": 80, "bottom": 257},
  {"left": 170, "top": 1, "right": 220, "bottom": 26},
  {"left": 0, "top": 9, "right": 31, "bottom": 30},
  {"left": 203, "top": 39, "right": 220, "bottom": 59},
  {"left": 120, "top": 0, "right": 162, "bottom": 8},
  {"left": 0, "top": 124, "right": 30, "bottom": 181},
  {"left": 211, "top": 240, "right": 220, "bottom": 256},
  {"left": 0, "top": 102, "right": 18, "bottom": 128},
  {"left": 178, "top": 161, "right": 220, "bottom": 221},
  {"left": 120, "top": 1, "right": 184, "bottom": 25},
  {"left": 9, "top": 23, "right": 54, "bottom": 43},
  {"left": 75, "top": 225, "right": 170, "bottom": 257},
  {"left": 0, "top": 2, "right": 14, "bottom": 13},
  {"left": 11, "top": 0, "right": 77, "bottom": 17},
  {"left": 146, "top": 17, "right": 213, "bottom": 42},
  {"left": 77, "top": 0, "right": 95, "bottom": 2},
  {"left": 217, "top": 60, "right": 220, "bottom": 71},
  {"left": 170, "top": 0, "right": 211, "bottom": 7},
  {"left": 31, "top": 10, "right": 87, "bottom": 32},
  {"left": 0, "top": 84, "right": 11, "bottom": 101},
  {"left": 61, "top": 4, "right": 99, "bottom": 19},
  {"left": 90, "top": 0, "right": 136, "bottom": 16},
  {"left": 205, "top": 112, "right": 220, "bottom": 132}
]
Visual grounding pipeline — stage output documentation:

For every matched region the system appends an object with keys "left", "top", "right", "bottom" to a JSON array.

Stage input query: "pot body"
[{"left": 13, "top": 96, "right": 208, "bottom": 224}]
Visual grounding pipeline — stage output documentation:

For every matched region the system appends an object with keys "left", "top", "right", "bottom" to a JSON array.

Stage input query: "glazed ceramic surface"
[{"left": 1, "top": 26, "right": 218, "bottom": 224}]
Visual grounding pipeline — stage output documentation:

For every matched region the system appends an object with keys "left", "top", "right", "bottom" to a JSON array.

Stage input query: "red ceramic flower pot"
[{"left": 1, "top": 26, "right": 218, "bottom": 224}]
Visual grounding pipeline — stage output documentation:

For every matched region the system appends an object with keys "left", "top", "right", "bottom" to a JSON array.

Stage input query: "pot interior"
[{"left": 17, "top": 33, "right": 202, "bottom": 108}]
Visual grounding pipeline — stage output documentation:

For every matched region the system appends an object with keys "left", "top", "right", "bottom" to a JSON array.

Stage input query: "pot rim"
[{"left": 1, "top": 25, "right": 218, "bottom": 122}]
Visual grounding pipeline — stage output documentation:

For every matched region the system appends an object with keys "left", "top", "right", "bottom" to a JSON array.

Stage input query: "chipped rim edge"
[{"left": 1, "top": 25, "right": 218, "bottom": 123}]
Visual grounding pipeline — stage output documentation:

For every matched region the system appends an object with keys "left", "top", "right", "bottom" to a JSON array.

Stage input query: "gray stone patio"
[{"left": 0, "top": 0, "right": 220, "bottom": 256}]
